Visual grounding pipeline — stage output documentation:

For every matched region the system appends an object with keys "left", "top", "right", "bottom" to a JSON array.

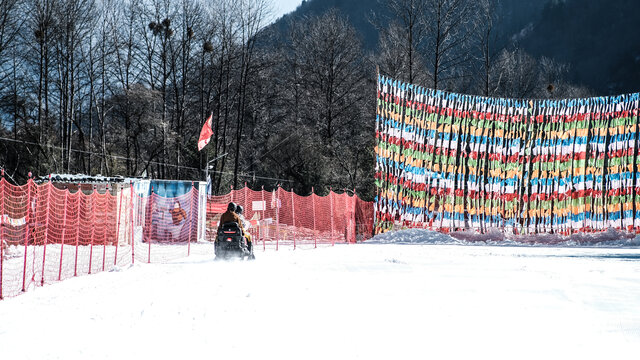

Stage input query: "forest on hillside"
[{"left": 1, "top": 0, "right": 625, "bottom": 200}]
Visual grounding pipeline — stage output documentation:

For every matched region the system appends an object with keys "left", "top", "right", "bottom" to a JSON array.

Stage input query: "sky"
[
  {"left": 1, "top": 229, "right": 639, "bottom": 360},
  {"left": 272, "top": 0, "right": 302, "bottom": 20}
]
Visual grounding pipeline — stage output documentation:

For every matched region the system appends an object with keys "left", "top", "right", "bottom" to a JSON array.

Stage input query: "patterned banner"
[{"left": 375, "top": 75, "right": 640, "bottom": 235}]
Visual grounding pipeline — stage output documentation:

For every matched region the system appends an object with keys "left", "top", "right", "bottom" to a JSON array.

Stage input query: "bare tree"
[
  {"left": 490, "top": 48, "right": 538, "bottom": 98},
  {"left": 0, "top": 0, "right": 25, "bottom": 143},
  {"left": 27, "top": 0, "right": 56, "bottom": 173},
  {"left": 424, "top": 0, "right": 476, "bottom": 90},
  {"left": 51, "top": 0, "right": 96, "bottom": 173},
  {"left": 231, "top": 0, "right": 271, "bottom": 189},
  {"left": 105, "top": 0, "right": 142, "bottom": 174},
  {"left": 170, "top": 0, "right": 202, "bottom": 179},
  {"left": 210, "top": 0, "right": 238, "bottom": 193},
  {"left": 537, "top": 56, "right": 592, "bottom": 99},
  {"left": 0, "top": 13, "right": 30, "bottom": 181},
  {"left": 272, "top": 10, "right": 371, "bottom": 193},
  {"left": 377, "top": 21, "right": 431, "bottom": 85},
  {"left": 376, "top": 0, "right": 429, "bottom": 85},
  {"left": 0, "top": 0, "right": 22, "bottom": 77},
  {"left": 476, "top": 0, "right": 497, "bottom": 96}
]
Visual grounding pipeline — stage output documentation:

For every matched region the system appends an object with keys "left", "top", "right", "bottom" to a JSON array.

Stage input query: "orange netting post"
[
  {"left": 343, "top": 190, "right": 348, "bottom": 245},
  {"left": 261, "top": 186, "right": 265, "bottom": 251},
  {"left": 312, "top": 187, "right": 317, "bottom": 248},
  {"left": 99, "top": 190, "right": 105, "bottom": 272},
  {"left": 129, "top": 183, "right": 135, "bottom": 265},
  {"left": 147, "top": 187, "right": 153, "bottom": 264},
  {"left": 57, "top": 191, "right": 69, "bottom": 281},
  {"left": 40, "top": 180, "right": 51, "bottom": 285},
  {"left": 276, "top": 185, "right": 280, "bottom": 247},
  {"left": 291, "top": 188, "right": 296, "bottom": 250},
  {"left": 345, "top": 190, "right": 357, "bottom": 244},
  {"left": 330, "top": 188, "right": 335, "bottom": 246},
  {"left": 74, "top": 191, "right": 81, "bottom": 277},
  {"left": 114, "top": 185, "right": 123, "bottom": 266},
  {"left": 272, "top": 185, "right": 278, "bottom": 251},
  {"left": 188, "top": 182, "right": 196, "bottom": 256},
  {"left": 101, "top": 190, "right": 109, "bottom": 272},
  {"left": 244, "top": 183, "right": 248, "bottom": 217},
  {"left": 0, "top": 173, "right": 4, "bottom": 299},
  {"left": 21, "top": 176, "right": 32, "bottom": 292},
  {"left": 88, "top": 192, "right": 96, "bottom": 275}
]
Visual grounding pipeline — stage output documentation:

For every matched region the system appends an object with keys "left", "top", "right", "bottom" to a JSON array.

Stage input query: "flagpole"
[
  {"left": 205, "top": 152, "right": 228, "bottom": 194},
  {"left": 205, "top": 151, "right": 209, "bottom": 182}
]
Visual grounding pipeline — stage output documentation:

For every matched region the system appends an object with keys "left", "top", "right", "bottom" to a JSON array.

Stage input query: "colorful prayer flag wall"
[{"left": 375, "top": 75, "right": 640, "bottom": 235}]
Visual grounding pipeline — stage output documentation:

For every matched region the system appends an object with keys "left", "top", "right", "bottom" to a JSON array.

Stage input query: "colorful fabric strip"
[{"left": 375, "top": 75, "right": 640, "bottom": 235}]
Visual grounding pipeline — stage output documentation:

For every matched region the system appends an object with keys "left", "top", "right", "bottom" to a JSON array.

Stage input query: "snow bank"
[
  {"left": 368, "top": 227, "right": 640, "bottom": 247},
  {"left": 366, "top": 228, "right": 460, "bottom": 244}
]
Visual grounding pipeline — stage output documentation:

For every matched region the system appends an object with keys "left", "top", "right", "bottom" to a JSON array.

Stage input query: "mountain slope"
[
  {"left": 271, "top": 0, "right": 640, "bottom": 95},
  {"left": 517, "top": 0, "right": 640, "bottom": 94}
]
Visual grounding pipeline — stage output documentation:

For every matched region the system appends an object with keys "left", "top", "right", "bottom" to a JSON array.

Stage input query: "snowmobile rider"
[
  {"left": 217, "top": 202, "right": 245, "bottom": 234},
  {"left": 235, "top": 205, "right": 253, "bottom": 253},
  {"left": 216, "top": 202, "right": 253, "bottom": 255}
]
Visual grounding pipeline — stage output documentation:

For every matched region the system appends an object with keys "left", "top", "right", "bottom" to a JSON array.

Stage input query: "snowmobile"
[{"left": 214, "top": 222, "right": 255, "bottom": 260}]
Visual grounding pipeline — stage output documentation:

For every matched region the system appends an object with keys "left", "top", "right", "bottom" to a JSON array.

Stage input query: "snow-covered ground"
[{"left": 1, "top": 229, "right": 639, "bottom": 360}]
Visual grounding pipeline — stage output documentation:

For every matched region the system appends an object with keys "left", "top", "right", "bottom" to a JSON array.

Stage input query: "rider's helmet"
[
  {"left": 236, "top": 205, "right": 244, "bottom": 215},
  {"left": 227, "top": 202, "right": 236, "bottom": 212}
]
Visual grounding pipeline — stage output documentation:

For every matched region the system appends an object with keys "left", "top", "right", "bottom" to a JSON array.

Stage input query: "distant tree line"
[
  {"left": 0, "top": 0, "right": 590, "bottom": 200},
  {"left": 374, "top": 0, "right": 592, "bottom": 99}
]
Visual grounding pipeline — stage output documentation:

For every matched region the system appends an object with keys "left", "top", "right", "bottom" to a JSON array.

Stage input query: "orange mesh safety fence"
[
  {"left": 205, "top": 192, "right": 233, "bottom": 243},
  {"left": 133, "top": 186, "right": 200, "bottom": 264},
  {"left": 356, "top": 197, "right": 375, "bottom": 242},
  {"left": 0, "top": 178, "right": 125, "bottom": 299},
  {"left": 1, "top": 178, "right": 374, "bottom": 299},
  {"left": 207, "top": 186, "right": 374, "bottom": 249}
]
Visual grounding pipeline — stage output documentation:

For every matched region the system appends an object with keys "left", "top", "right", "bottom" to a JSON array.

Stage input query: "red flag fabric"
[{"left": 198, "top": 114, "right": 213, "bottom": 151}]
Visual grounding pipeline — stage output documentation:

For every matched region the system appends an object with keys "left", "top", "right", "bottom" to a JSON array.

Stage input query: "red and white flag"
[{"left": 198, "top": 113, "right": 214, "bottom": 151}]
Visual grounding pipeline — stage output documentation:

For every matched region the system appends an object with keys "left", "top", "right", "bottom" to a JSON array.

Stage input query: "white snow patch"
[{"left": 1, "top": 240, "right": 639, "bottom": 360}]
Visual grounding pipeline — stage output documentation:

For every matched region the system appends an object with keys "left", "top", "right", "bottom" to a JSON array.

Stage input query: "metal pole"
[
  {"left": 205, "top": 152, "right": 227, "bottom": 188},
  {"left": 205, "top": 151, "right": 209, "bottom": 183}
]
